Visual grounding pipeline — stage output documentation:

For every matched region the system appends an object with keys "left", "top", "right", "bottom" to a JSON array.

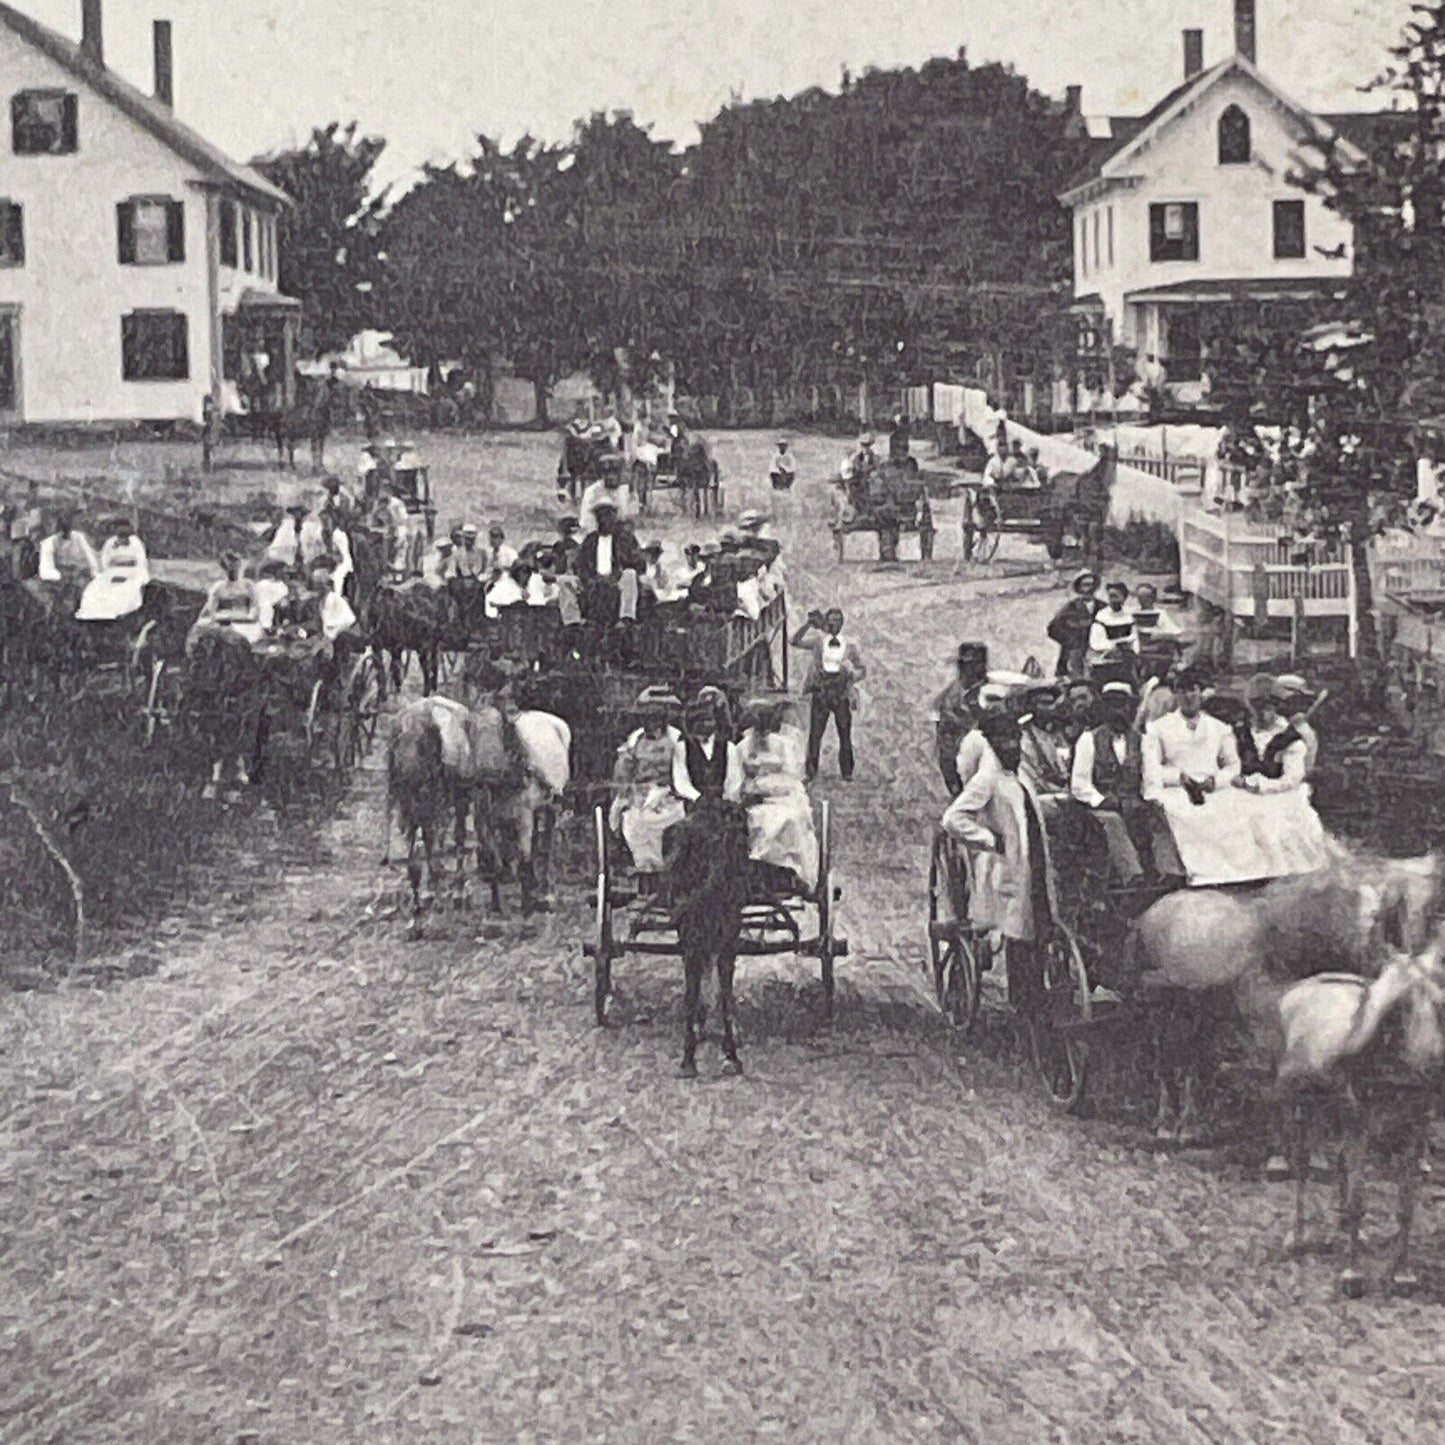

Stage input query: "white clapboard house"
[
  {"left": 0, "top": 1, "right": 297, "bottom": 425},
  {"left": 1058, "top": 0, "right": 1406, "bottom": 402}
]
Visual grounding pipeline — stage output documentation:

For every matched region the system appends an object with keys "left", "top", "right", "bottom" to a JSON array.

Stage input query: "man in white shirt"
[
  {"left": 450, "top": 524, "right": 488, "bottom": 581},
  {"left": 769, "top": 439, "right": 797, "bottom": 491},
  {"left": 487, "top": 524, "right": 519, "bottom": 575},
  {"left": 1130, "top": 582, "right": 1183, "bottom": 644},
  {"left": 578, "top": 467, "right": 633, "bottom": 533},
  {"left": 34, "top": 511, "right": 99, "bottom": 611},
  {"left": 792, "top": 607, "right": 867, "bottom": 782}
]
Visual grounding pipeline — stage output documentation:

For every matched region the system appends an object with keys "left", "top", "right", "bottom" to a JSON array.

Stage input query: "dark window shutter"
[
  {"left": 3, "top": 203, "right": 23, "bottom": 264},
  {"left": 9, "top": 95, "right": 22, "bottom": 153},
  {"left": 61, "top": 93, "right": 78, "bottom": 151},
  {"left": 1149, "top": 205, "right": 1166, "bottom": 260},
  {"left": 121, "top": 313, "right": 138, "bottom": 377},
  {"left": 166, "top": 201, "right": 185, "bottom": 262},
  {"left": 171, "top": 313, "right": 189, "bottom": 378},
  {"left": 1182, "top": 203, "right": 1200, "bottom": 260},
  {"left": 117, "top": 201, "right": 136, "bottom": 263}
]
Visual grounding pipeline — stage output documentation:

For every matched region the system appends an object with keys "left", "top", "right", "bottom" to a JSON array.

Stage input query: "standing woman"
[{"left": 736, "top": 697, "right": 818, "bottom": 894}]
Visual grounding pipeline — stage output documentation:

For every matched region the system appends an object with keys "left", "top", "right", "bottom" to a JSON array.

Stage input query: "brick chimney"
[
  {"left": 153, "top": 20, "right": 173, "bottom": 107},
  {"left": 81, "top": 0, "right": 103, "bottom": 65},
  {"left": 1066, "top": 84, "right": 1083, "bottom": 113},
  {"left": 1184, "top": 29, "right": 1204, "bottom": 80},
  {"left": 1234, "top": 0, "right": 1257, "bottom": 64}
]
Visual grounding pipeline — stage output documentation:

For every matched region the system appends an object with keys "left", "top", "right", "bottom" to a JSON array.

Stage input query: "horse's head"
[{"left": 1368, "top": 852, "right": 1445, "bottom": 957}]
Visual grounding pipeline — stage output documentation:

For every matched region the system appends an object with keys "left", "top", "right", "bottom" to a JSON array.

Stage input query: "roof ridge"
[{"left": 0, "top": 1, "right": 288, "bottom": 207}]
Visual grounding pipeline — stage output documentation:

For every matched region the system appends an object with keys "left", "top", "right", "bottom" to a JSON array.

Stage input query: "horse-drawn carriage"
[
  {"left": 831, "top": 459, "right": 953, "bottom": 562},
  {"left": 142, "top": 623, "right": 383, "bottom": 779},
  {"left": 958, "top": 448, "right": 1113, "bottom": 565},
  {"left": 632, "top": 434, "right": 724, "bottom": 518},
  {"left": 557, "top": 428, "right": 622, "bottom": 504}
]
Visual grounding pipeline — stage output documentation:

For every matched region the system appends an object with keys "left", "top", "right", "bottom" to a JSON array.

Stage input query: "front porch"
[{"left": 220, "top": 288, "right": 303, "bottom": 416}]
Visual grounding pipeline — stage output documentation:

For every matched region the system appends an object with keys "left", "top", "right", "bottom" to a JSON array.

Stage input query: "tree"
[{"left": 253, "top": 122, "right": 388, "bottom": 355}]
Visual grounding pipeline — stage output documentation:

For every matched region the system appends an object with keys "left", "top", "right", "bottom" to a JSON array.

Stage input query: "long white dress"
[
  {"left": 738, "top": 725, "right": 819, "bottom": 892},
  {"left": 610, "top": 726, "right": 687, "bottom": 872},
  {"left": 1237, "top": 720, "right": 1332, "bottom": 877},
  {"left": 1142, "top": 710, "right": 1275, "bottom": 886},
  {"left": 76, "top": 535, "right": 150, "bottom": 620}
]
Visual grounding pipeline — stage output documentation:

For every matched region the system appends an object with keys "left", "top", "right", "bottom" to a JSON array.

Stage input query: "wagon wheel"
[
  {"left": 973, "top": 507, "right": 1001, "bottom": 563},
  {"left": 585, "top": 805, "right": 615, "bottom": 1025},
  {"left": 928, "top": 831, "right": 980, "bottom": 1033},
  {"left": 337, "top": 649, "right": 383, "bottom": 769},
  {"left": 816, "top": 800, "right": 838, "bottom": 1019},
  {"left": 1027, "top": 922, "right": 1092, "bottom": 1113},
  {"left": 632, "top": 460, "right": 652, "bottom": 513},
  {"left": 126, "top": 619, "right": 158, "bottom": 694},
  {"left": 141, "top": 657, "right": 179, "bottom": 746},
  {"left": 303, "top": 677, "right": 329, "bottom": 759}
]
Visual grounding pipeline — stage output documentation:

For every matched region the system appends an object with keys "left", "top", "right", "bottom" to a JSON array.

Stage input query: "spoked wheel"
[
  {"left": 586, "top": 805, "right": 615, "bottom": 1026},
  {"left": 1027, "top": 922, "right": 1092, "bottom": 1113},
  {"left": 141, "top": 658, "right": 180, "bottom": 746},
  {"left": 125, "top": 619, "right": 157, "bottom": 694},
  {"left": 928, "top": 831, "right": 980, "bottom": 1033},
  {"left": 973, "top": 510, "right": 1001, "bottom": 563},
  {"left": 342, "top": 650, "right": 383, "bottom": 766},
  {"left": 304, "top": 678, "right": 329, "bottom": 760}
]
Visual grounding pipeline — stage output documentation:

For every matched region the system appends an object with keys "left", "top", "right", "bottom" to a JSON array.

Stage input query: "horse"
[
  {"left": 663, "top": 795, "right": 752, "bottom": 1077},
  {"left": 383, "top": 698, "right": 455, "bottom": 937},
  {"left": 1268, "top": 942, "right": 1445, "bottom": 1298},
  {"left": 674, "top": 436, "right": 718, "bottom": 518},
  {"left": 189, "top": 628, "right": 266, "bottom": 798},
  {"left": 1131, "top": 852, "right": 1445, "bottom": 1145},
  {"left": 366, "top": 581, "right": 445, "bottom": 696},
  {"left": 465, "top": 702, "right": 571, "bottom": 915}
]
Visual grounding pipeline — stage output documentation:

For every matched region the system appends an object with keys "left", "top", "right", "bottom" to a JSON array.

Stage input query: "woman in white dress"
[
  {"left": 76, "top": 516, "right": 150, "bottom": 621},
  {"left": 609, "top": 688, "right": 687, "bottom": 873},
  {"left": 736, "top": 698, "right": 819, "bottom": 894}
]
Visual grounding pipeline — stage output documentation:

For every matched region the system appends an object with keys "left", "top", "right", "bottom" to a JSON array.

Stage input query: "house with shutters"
[
  {"left": 0, "top": 1, "right": 297, "bottom": 425},
  {"left": 1058, "top": 0, "right": 1406, "bottom": 404}
]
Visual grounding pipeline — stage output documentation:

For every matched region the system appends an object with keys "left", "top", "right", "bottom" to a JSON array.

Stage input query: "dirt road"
[{"left": 3, "top": 431, "right": 1444, "bottom": 1443}]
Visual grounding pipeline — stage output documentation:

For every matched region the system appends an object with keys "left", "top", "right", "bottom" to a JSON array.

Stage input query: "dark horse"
[{"left": 663, "top": 795, "right": 752, "bottom": 1077}]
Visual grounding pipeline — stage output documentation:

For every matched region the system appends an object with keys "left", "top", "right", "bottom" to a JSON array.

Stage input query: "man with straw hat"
[{"left": 1047, "top": 569, "right": 1101, "bottom": 679}]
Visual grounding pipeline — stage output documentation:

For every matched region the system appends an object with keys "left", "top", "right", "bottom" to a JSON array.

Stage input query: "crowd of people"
[
  {"left": 609, "top": 684, "right": 818, "bottom": 896},
  {"left": 932, "top": 606, "right": 1330, "bottom": 1004}
]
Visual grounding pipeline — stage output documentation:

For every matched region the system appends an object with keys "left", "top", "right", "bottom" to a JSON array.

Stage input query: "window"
[
  {"left": 1092, "top": 210, "right": 1101, "bottom": 270},
  {"left": 1273, "top": 199, "right": 1306, "bottom": 259},
  {"left": 1078, "top": 217, "right": 1088, "bottom": 278},
  {"left": 1218, "top": 105, "right": 1251, "bottom": 165},
  {"left": 242, "top": 209, "right": 254, "bottom": 272},
  {"left": 11, "top": 90, "right": 77, "bottom": 154},
  {"left": 0, "top": 201, "right": 23, "bottom": 266},
  {"left": 219, "top": 199, "right": 238, "bottom": 268},
  {"left": 1149, "top": 202, "right": 1200, "bottom": 261},
  {"left": 117, "top": 198, "right": 184, "bottom": 265},
  {"left": 1107, "top": 205, "right": 1114, "bottom": 267},
  {"left": 122, "top": 310, "right": 189, "bottom": 381}
]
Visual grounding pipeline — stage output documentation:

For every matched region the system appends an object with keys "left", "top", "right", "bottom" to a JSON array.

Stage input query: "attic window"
[
  {"left": 1218, "top": 105, "right": 1251, "bottom": 165},
  {"left": 11, "top": 91, "right": 77, "bottom": 155}
]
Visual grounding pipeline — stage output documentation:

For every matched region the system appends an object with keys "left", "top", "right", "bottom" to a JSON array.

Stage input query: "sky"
[{"left": 18, "top": 0, "right": 1421, "bottom": 190}]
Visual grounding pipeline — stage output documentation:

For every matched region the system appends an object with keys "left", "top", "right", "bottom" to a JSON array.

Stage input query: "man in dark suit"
[{"left": 575, "top": 500, "right": 643, "bottom": 623}]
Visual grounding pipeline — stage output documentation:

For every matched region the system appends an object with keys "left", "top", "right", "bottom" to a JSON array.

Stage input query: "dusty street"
[{"left": 3, "top": 431, "right": 1444, "bottom": 1443}]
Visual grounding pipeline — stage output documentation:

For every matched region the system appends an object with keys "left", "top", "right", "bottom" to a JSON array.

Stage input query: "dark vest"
[
  {"left": 682, "top": 735, "right": 730, "bottom": 797},
  {"left": 1089, "top": 724, "right": 1142, "bottom": 797}
]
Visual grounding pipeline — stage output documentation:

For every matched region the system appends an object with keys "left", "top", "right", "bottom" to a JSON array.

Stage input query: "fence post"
[{"left": 1291, "top": 593, "right": 1305, "bottom": 665}]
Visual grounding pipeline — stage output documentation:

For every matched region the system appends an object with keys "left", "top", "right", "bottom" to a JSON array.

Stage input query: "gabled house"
[
  {"left": 0, "top": 1, "right": 298, "bottom": 425},
  {"left": 1057, "top": 0, "right": 1405, "bottom": 400}
]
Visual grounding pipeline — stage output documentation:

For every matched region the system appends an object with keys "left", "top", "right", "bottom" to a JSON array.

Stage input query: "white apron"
[{"left": 611, "top": 728, "right": 686, "bottom": 872}]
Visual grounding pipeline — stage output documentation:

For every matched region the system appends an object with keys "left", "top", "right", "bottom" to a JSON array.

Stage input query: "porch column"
[{"left": 281, "top": 315, "right": 297, "bottom": 409}]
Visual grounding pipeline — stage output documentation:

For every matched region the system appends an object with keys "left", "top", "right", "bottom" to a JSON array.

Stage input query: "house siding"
[{"left": 0, "top": 22, "right": 278, "bottom": 423}]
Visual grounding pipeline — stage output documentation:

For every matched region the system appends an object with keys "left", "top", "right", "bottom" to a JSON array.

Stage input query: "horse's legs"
[
  {"left": 1387, "top": 1091, "right": 1430, "bottom": 1297},
  {"left": 1285, "top": 1099, "right": 1311, "bottom": 1255},
  {"left": 1150, "top": 1003, "right": 1179, "bottom": 1142},
  {"left": 1338, "top": 1089, "right": 1368, "bottom": 1298},
  {"left": 405, "top": 824, "right": 425, "bottom": 939},
  {"left": 681, "top": 953, "right": 702, "bottom": 1078},
  {"left": 718, "top": 951, "right": 742, "bottom": 1075},
  {"left": 451, "top": 792, "right": 470, "bottom": 908}
]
